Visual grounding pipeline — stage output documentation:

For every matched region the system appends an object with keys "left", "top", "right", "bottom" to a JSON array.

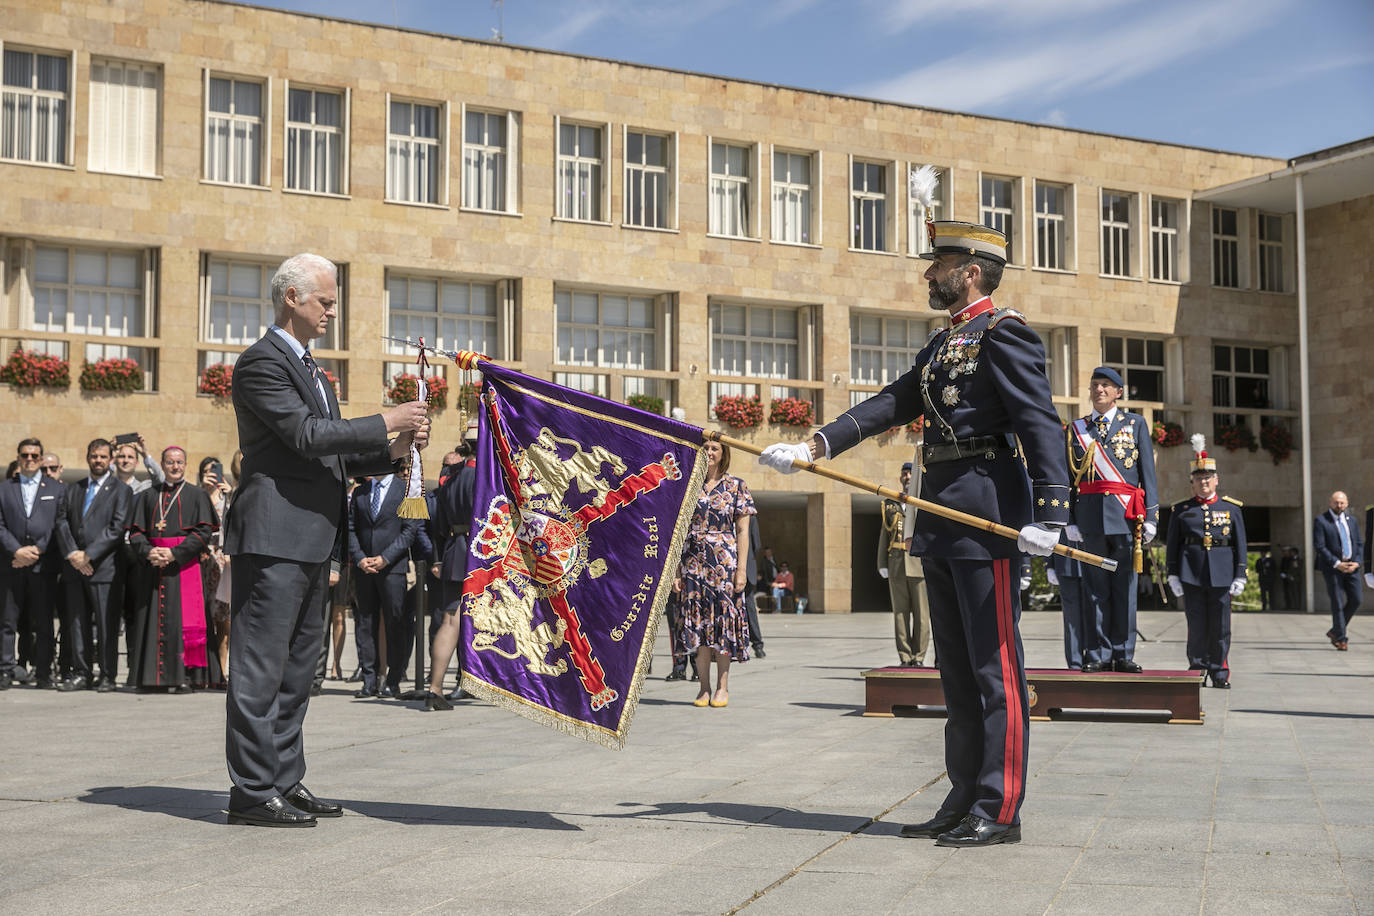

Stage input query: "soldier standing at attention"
[
  {"left": 761, "top": 217, "right": 1068, "bottom": 848},
  {"left": 1065, "top": 367, "right": 1158, "bottom": 673},
  {"left": 879, "top": 461, "right": 928, "bottom": 666},
  {"left": 1165, "top": 436, "right": 1247, "bottom": 687}
]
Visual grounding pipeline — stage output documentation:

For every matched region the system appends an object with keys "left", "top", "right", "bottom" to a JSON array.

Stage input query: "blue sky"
[{"left": 249, "top": 0, "right": 1373, "bottom": 159}]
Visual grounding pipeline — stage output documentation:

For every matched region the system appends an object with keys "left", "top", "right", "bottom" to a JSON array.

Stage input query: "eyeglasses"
[{"left": 19, "top": 452, "right": 41, "bottom": 460}]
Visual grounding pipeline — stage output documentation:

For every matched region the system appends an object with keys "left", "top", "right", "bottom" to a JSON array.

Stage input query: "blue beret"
[
  {"left": 901, "top": 462, "right": 913, "bottom": 472},
  {"left": 1091, "top": 366, "right": 1124, "bottom": 388}
]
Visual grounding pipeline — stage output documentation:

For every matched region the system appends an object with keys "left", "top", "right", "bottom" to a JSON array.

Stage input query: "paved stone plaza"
[{"left": 1, "top": 608, "right": 1369, "bottom": 914}]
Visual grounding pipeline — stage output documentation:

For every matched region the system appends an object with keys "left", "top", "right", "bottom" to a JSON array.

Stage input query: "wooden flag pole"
[{"left": 705, "top": 431, "right": 1118, "bottom": 572}]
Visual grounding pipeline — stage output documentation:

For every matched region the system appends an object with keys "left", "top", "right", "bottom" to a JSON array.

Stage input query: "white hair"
[{"left": 271, "top": 253, "right": 336, "bottom": 311}]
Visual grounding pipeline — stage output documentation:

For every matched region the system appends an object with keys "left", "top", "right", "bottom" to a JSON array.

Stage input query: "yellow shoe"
[
  {"left": 709, "top": 696, "right": 728, "bottom": 708},
  {"left": 692, "top": 695, "right": 710, "bottom": 707}
]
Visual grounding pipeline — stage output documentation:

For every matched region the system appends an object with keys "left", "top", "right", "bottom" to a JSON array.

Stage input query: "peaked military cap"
[{"left": 917, "top": 220, "right": 1008, "bottom": 266}]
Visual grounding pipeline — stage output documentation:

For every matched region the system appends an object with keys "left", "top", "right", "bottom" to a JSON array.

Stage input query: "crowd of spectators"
[{"left": 0, "top": 435, "right": 476, "bottom": 700}]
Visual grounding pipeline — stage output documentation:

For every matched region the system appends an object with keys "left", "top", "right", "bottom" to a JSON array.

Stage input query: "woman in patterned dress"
[{"left": 673, "top": 440, "right": 755, "bottom": 707}]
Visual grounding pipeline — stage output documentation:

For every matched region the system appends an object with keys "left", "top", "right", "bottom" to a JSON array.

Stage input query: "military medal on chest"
[{"left": 1110, "top": 426, "right": 1139, "bottom": 468}]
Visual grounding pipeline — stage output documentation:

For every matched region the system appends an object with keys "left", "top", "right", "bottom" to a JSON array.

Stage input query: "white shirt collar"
[
  {"left": 19, "top": 469, "right": 41, "bottom": 485},
  {"left": 89, "top": 471, "right": 112, "bottom": 487},
  {"left": 269, "top": 324, "right": 307, "bottom": 359},
  {"left": 1092, "top": 406, "right": 1119, "bottom": 424}
]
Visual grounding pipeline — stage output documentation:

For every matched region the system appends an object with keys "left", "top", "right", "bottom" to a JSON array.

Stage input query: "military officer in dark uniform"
[
  {"left": 761, "top": 219, "right": 1068, "bottom": 848},
  {"left": 879, "top": 462, "right": 927, "bottom": 665},
  {"left": 1065, "top": 367, "right": 1158, "bottom": 673},
  {"left": 1165, "top": 437, "right": 1246, "bottom": 687}
]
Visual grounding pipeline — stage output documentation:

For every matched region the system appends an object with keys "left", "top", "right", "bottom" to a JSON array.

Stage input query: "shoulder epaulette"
[
  {"left": 987, "top": 308, "right": 1027, "bottom": 329},
  {"left": 1173, "top": 498, "right": 1194, "bottom": 512},
  {"left": 925, "top": 327, "right": 944, "bottom": 344},
  {"left": 1222, "top": 495, "right": 1244, "bottom": 507}
]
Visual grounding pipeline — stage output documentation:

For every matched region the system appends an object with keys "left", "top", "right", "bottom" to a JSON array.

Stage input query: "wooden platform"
[{"left": 862, "top": 666, "right": 1205, "bottom": 724}]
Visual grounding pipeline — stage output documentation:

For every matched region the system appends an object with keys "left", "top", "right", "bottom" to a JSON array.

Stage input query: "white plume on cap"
[
  {"left": 1191, "top": 433, "right": 1206, "bottom": 455},
  {"left": 908, "top": 164, "right": 939, "bottom": 211}
]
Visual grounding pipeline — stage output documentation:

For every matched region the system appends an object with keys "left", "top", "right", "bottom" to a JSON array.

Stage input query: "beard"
[{"left": 927, "top": 269, "right": 964, "bottom": 311}]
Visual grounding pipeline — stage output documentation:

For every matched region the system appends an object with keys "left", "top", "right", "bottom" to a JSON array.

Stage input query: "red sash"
[{"left": 1076, "top": 481, "right": 1145, "bottom": 520}]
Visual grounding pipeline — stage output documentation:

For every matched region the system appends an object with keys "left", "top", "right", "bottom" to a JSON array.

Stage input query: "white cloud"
[
  {"left": 1044, "top": 108, "right": 1069, "bottom": 126},
  {"left": 529, "top": 4, "right": 614, "bottom": 49},
  {"left": 854, "top": 0, "right": 1288, "bottom": 112},
  {"left": 875, "top": 0, "right": 1139, "bottom": 30}
]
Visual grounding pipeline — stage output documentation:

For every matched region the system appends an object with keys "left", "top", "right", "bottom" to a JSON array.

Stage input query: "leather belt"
[
  {"left": 450, "top": 525, "right": 470, "bottom": 537},
  {"left": 921, "top": 434, "right": 1017, "bottom": 468},
  {"left": 1184, "top": 536, "right": 1230, "bottom": 547}
]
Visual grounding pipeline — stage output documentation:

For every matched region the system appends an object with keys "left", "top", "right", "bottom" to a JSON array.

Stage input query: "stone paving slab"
[{"left": 0, "top": 609, "right": 1369, "bottom": 915}]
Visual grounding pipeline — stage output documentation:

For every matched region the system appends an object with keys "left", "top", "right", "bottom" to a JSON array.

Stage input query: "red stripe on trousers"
[{"left": 994, "top": 558, "right": 1024, "bottom": 824}]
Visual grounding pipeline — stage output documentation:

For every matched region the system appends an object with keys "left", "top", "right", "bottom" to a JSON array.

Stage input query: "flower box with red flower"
[
  {"left": 713, "top": 394, "right": 763, "bottom": 429},
  {"left": 199, "top": 363, "right": 234, "bottom": 398},
  {"left": 768, "top": 396, "right": 814, "bottom": 428},
  {"left": 79, "top": 357, "right": 143, "bottom": 393},
  {"left": 389, "top": 373, "right": 447, "bottom": 408},
  {"left": 1215, "top": 422, "right": 1258, "bottom": 453},
  {"left": 1259, "top": 422, "right": 1293, "bottom": 465},
  {"left": 1, "top": 349, "right": 71, "bottom": 389},
  {"left": 1151, "top": 419, "right": 1184, "bottom": 447}
]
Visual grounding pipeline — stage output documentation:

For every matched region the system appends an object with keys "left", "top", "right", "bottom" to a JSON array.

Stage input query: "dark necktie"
[
  {"left": 301, "top": 350, "right": 329, "bottom": 413},
  {"left": 1095, "top": 415, "right": 1109, "bottom": 441}
]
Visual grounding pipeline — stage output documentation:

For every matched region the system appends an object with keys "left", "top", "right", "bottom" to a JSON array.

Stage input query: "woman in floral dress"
[{"left": 673, "top": 440, "right": 755, "bottom": 707}]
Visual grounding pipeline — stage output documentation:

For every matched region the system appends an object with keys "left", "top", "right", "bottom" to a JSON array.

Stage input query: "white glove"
[
  {"left": 1167, "top": 575, "right": 1184, "bottom": 597},
  {"left": 1065, "top": 524, "right": 1083, "bottom": 543},
  {"left": 1019, "top": 574, "right": 1032, "bottom": 591},
  {"left": 1046, "top": 567, "right": 1059, "bottom": 586},
  {"left": 759, "top": 441, "right": 812, "bottom": 475},
  {"left": 1017, "top": 524, "right": 1060, "bottom": 557},
  {"left": 1365, "top": 573, "right": 1374, "bottom": 590},
  {"left": 1228, "top": 577, "right": 1246, "bottom": 598},
  {"left": 878, "top": 567, "right": 889, "bottom": 579},
  {"left": 1143, "top": 521, "right": 1157, "bottom": 544}
]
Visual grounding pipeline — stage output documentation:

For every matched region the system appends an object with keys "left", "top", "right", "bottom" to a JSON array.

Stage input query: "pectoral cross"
[{"left": 154, "top": 519, "right": 167, "bottom": 532}]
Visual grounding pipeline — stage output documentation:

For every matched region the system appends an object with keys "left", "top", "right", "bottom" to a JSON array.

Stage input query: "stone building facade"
[{"left": 2, "top": 0, "right": 1361, "bottom": 611}]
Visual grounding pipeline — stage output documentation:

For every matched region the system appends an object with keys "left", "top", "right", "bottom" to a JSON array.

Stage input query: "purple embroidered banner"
[{"left": 458, "top": 363, "right": 706, "bottom": 748}]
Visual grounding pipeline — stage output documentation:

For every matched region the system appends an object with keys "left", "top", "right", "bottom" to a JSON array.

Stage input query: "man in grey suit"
[
  {"left": 223, "top": 253, "right": 429, "bottom": 828},
  {"left": 55, "top": 438, "right": 133, "bottom": 692}
]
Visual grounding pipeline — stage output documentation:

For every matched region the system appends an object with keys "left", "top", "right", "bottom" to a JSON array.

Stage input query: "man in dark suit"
[
  {"left": 1165, "top": 443, "right": 1247, "bottom": 687},
  {"left": 761, "top": 220, "right": 1068, "bottom": 847},
  {"left": 348, "top": 473, "right": 420, "bottom": 698},
  {"left": 1314, "top": 491, "right": 1363, "bottom": 650},
  {"left": 54, "top": 438, "right": 133, "bottom": 692},
  {"left": 1065, "top": 367, "right": 1159, "bottom": 673},
  {"left": 742, "top": 514, "right": 766, "bottom": 658},
  {"left": 1256, "top": 549, "right": 1278, "bottom": 611},
  {"left": 223, "top": 253, "right": 429, "bottom": 828},
  {"left": 0, "top": 438, "right": 67, "bottom": 690}
]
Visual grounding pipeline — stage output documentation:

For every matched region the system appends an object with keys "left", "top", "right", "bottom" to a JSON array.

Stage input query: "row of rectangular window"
[
  {"left": 3, "top": 45, "right": 1293, "bottom": 291},
  {"left": 10, "top": 238, "right": 1288, "bottom": 420}
]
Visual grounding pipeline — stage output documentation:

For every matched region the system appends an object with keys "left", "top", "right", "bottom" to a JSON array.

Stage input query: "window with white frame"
[
  {"left": 32, "top": 245, "right": 148, "bottom": 338},
  {"left": 850, "top": 314, "right": 925, "bottom": 387},
  {"left": 557, "top": 120, "right": 604, "bottom": 221},
  {"left": 710, "top": 302, "right": 800, "bottom": 379},
  {"left": 851, "top": 160, "right": 891, "bottom": 252},
  {"left": 1211, "top": 206, "right": 1240, "bottom": 288},
  {"left": 204, "top": 258, "right": 272, "bottom": 346},
  {"left": 709, "top": 141, "right": 752, "bottom": 237},
  {"left": 84, "top": 341, "right": 157, "bottom": 391},
  {"left": 387, "top": 99, "right": 442, "bottom": 204},
  {"left": 555, "top": 289, "right": 657, "bottom": 369},
  {"left": 1102, "top": 334, "right": 1165, "bottom": 402},
  {"left": 1034, "top": 182, "right": 1068, "bottom": 270},
  {"left": 772, "top": 150, "right": 815, "bottom": 244},
  {"left": 1258, "top": 213, "right": 1284, "bottom": 292},
  {"left": 907, "top": 163, "right": 948, "bottom": 256},
  {"left": 980, "top": 175, "right": 1016, "bottom": 263},
  {"left": 463, "top": 109, "right": 513, "bottom": 212},
  {"left": 205, "top": 75, "right": 264, "bottom": 185},
  {"left": 88, "top": 58, "right": 159, "bottom": 176},
  {"left": 1150, "top": 197, "right": 1181, "bottom": 282},
  {"left": 2, "top": 48, "right": 70, "bottom": 165},
  {"left": 286, "top": 86, "right": 343, "bottom": 195},
  {"left": 1100, "top": 190, "right": 1133, "bottom": 277},
  {"left": 1213, "top": 343, "right": 1271, "bottom": 430},
  {"left": 624, "top": 130, "right": 672, "bottom": 229},
  {"left": 386, "top": 274, "right": 498, "bottom": 358}
]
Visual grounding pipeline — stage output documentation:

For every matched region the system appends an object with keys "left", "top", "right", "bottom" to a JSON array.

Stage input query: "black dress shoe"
[
  {"left": 899, "top": 810, "right": 966, "bottom": 838},
  {"left": 353, "top": 687, "right": 377, "bottom": 698},
  {"left": 423, "top": 690, "right": 454, "bottom": 711},
  {"left": 35, "top": 677, "right": 55, "bottom": 690},
  {"left": 753, "top": 646, "right": 766, "bottom": 658},
  {"left": 1081, "top": 661, "right": 1106, "bottom": 673},
  {"left": 12, "top": 668, "right": 34, "bottom": 684},
  {"left": 346, "top": 667, "right": 362, "bottom": 683},
  {"left": 0, "top": 675, "right": 10, "bottom": 690},
  {"left": 227, "top": 795, "right": 317, "bottom": 827},
  {"left": 284, "top": 785, "right": 343, "bottom": 817},
  {"left": 58, "top": 676, "right": 90, "bottom": 692},
  {"left": 935, "top": 815, "right": 1021, "bottom": 847},
  {"left": 447, "top": 687, "right": 471, "bottom": 701},
  {"left": 378, "top": 685, "right": 397, "bottom": 699},
  {"left": 95, "top": 678, "right": 115, "bottom": 693},
  {"left": 664, "top": 668, "right": 685, "bottom": 681},
  {"left": 1211, "top": 674, "right": 1230, "bottom": 688},
  {"left": 1114, "top": 659, "right": 1143, "bottom": 673}
]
